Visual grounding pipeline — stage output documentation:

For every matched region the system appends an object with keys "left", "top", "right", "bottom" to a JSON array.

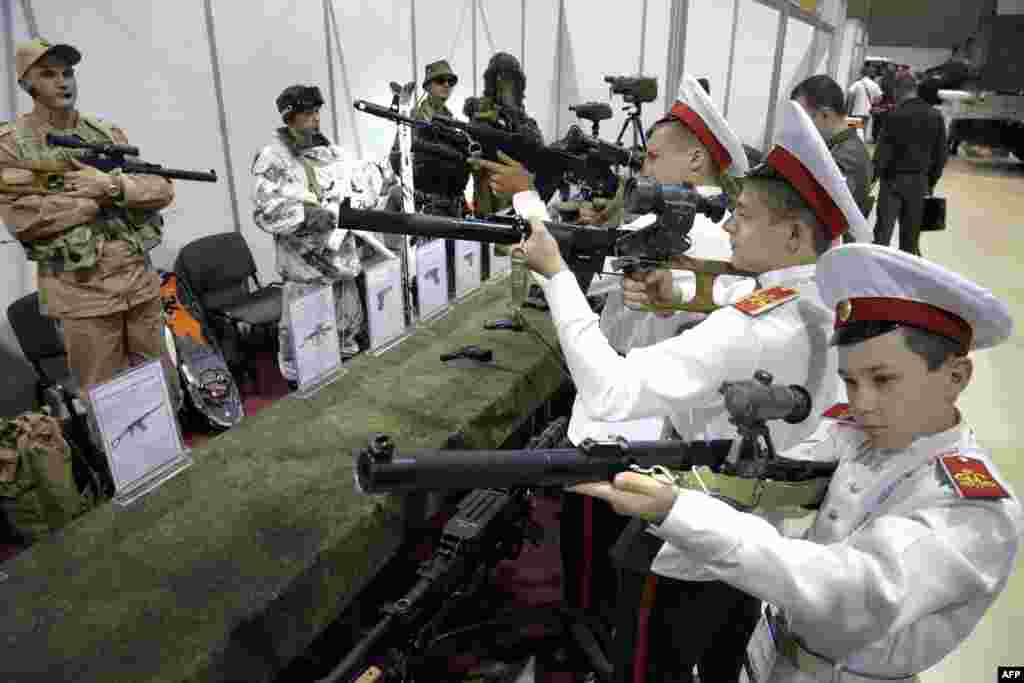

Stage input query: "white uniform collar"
[
  {"left": 696, "top": 185, "right": 721, "bottom": 197},
  {"left": 755, "top": 263, "right": 816, "bottom": 290},
  {"left": 903, "top": 411, "right": 972, "bottom": 455}
]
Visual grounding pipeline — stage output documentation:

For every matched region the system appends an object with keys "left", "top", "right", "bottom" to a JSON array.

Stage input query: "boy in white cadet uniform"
[
  {"left": 572, "top": 243, "right": 1022, "bottom": 683},
  {"left": 510, "top": 100, "right": 868, "bottom": 682},
  {"left": 553, "top": 73, "right": 756, "bottom": 641}
]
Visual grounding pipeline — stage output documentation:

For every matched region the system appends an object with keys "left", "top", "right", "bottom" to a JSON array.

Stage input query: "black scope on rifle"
[
  {"left": 569, "top": 101, "right": 613, "bottom": 124},
  {"left": 624, "top": 176, "right": 729, "bottom": 223},
  {"left": 604, "top": 75, "right": 658, "bottom": 104},
  {"left": 46, "top": 133, "right": 140, "bottom": 158}
]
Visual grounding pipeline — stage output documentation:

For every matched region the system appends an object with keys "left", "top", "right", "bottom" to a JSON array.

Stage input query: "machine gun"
[
  {"left": 0, "top": 133, "right": 217, "bottom": 195},
  {"left": 355, "top": 372, "right": 837, "bottom": 511},
  {"left": 354, "top": 99, "right": 624, "bottom": 204},
  {"left": 324, "top": 417, "right": 614, "bottom": 683},
  {"left": 337, "top": 177, "right": 724, "bottom": 297}
]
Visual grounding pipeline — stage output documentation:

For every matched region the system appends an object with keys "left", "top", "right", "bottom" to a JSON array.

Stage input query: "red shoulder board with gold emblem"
[
  {"left": 732, "top": 287, "right": 799, "bottom": 317},
  {"left": 822, "top": 403, "right": 858, "bottom": 425},
  {"left": 938, "top": 451, "right": 1009, "bottom": 499}
]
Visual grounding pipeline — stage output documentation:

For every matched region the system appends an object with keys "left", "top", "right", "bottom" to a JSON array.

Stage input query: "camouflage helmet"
[
  {"left": 276, "top": 85, "right": 324, "bottom": 122},
  {"left": 483, "top": 52, "right": 526, "bottom": 101},
  {"left": 423, "top": 60, "right": 458, "bottom": 90}
]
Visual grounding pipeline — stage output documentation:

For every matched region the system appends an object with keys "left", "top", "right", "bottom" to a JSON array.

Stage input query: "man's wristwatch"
[{"left": 107, "top": 169, "right": 125, "bottom": 201}]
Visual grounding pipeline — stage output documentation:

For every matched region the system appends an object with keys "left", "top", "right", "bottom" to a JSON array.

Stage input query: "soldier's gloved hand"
[
  {"left": 578, "top": 204, "right": 610, "bottom": 226},
  {"left": 478, "top": 151, "right": 532, "bottom": 195},
  {"left": 623, "top": 269, "right": 675, "bottom": 318},
  {"left": 303, "top": 206, "right": 336, "bottom": 234}
]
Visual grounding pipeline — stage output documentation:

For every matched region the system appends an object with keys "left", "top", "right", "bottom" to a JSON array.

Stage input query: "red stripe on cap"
[
  {"left": 837, "top": 297, "right": 973, "bottom": 350},
  {"left": 766, "top": 147, "right": 849, "bottom": 239},
  {"left": 669, "top": 101, "right": 732, "bottom": 173}
]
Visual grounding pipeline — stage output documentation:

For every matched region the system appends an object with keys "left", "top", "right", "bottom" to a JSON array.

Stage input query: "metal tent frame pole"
[
  {"left": 323, "top": 0, "right": 340, "bottom": 144},
  {"left": 638, "top": 0, "right": 649, "bottom": 73},
  {"left": 17, "top": 0, "right": 37, "bottom": 37},
  {"left": 411, "top": 0, "right": 419, "bottom": 88},
  {"left": 722, "top": 0, "right": 741, "bottom": 118},
  {"left": 762, "top": 0, "right": 791, "bottom": 151},
  {"left": 327, "top": 1, "right": 363, "bottom": 159}
]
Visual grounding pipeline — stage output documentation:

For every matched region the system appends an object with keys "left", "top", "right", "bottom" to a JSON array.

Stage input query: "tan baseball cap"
[{"left": 15, "top": 38, "right": 81, "bottom": 81}]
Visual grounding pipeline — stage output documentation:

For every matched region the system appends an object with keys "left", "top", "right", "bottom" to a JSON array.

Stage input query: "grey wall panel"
[
  {"left": 0, "top": 0, "right": 32, "bottom": 355},
  {"left": 641, "top": 0, "right": 671, "bottom": 131},
  {"left": 330, "top": 0, "right": 419, "bottom": 170},
  {"left": 684, "top": 0, "right": 738, "bottom": 115},
  {"left": 214, "top": 0, "right": 338, "bottom": 282},
  {"left": 726, "top": 0, "right": 780, "bottom": 149}
]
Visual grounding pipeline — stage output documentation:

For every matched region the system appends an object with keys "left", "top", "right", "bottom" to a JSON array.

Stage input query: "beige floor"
[
  {"left": 912, "top": 154, "right": 1024, "bottom": 681},
  {"left": 516, "top": 154, "right": 1024, "bottom": 683}
]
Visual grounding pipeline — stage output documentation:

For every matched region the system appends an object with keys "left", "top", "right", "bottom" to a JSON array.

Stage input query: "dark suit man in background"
[{"left": 873, "top": 71, "right": 948, "bottom": 256}]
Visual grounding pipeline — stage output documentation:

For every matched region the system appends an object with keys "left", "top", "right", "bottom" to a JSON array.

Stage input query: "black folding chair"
[
  {"left": 174, "top": 232, "right": 282, "bottom": 389},
  {"left": 6, "top": 293, "right": 114, "bottom": 497}
]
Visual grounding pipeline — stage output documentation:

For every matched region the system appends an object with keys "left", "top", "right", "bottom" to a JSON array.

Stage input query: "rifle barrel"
[
  {"left": 122, "top": 162, "right": 218, "bottom": 182},
  {"left": 355, "top": 440, "right": 733, "bottom": 493},
  {"left": 339, "top": 205, "right": 524, "bottom": 244}
]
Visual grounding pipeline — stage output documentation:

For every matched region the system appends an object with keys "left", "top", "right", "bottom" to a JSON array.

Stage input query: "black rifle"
[
  {"left": 355, "top": 372, "right": 837, "bottom": 494},
  {"left": 45, "top": 133, "right": 218, "bottom": 183},
  {"left": 354, "top": 99, "right": 622, "bottom": 200},
  {"left": 337, "top": 179, "right": 723, "bottom": 295}
]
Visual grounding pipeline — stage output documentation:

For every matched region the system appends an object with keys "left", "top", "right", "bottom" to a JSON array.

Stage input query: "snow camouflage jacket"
[{"left": 251, "top": 128, "right": 385, "bottom": 283}]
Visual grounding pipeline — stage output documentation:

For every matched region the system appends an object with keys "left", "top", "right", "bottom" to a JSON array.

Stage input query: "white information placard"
[
  {"left": 290, "top": 284, "right": 344, "bottom": 397},
  {"left": 364, "top": 257, "right": 406, "bottom": 350},
  {"left": 490, "top": 243, "right": 511, "bottom": 277},
  {"left": 88, "top": 359, "right": 191, "bottom": 506},
  {"left": 415, "top": 238, "right": 449, "bottom": 318},
  {"left": 453, "top": 240, "right": 482, "bottom": 298}
]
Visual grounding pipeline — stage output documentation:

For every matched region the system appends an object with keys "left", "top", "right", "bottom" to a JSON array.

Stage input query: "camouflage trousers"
[{"left": 278, "top": 278, "right": 364, "bottom": 383}]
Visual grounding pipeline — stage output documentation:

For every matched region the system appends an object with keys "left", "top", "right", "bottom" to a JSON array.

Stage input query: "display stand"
[
  {"left": 452, "top": 239, "right": 483, "bottom": 301},
  {"left": 87, "top": 359, "right": 192, "bottom": 507},
  {"left": 289, "top": 283, "right": 345, "bottom": 399},
  {"left": 365, "top": 257, "right": 411, "bottom": 356},
  {"left": 414, "top": 237, "right": 451, "bottom": 322}
]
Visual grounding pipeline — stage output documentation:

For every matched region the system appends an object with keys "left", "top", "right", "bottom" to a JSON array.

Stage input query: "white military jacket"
[
  {"left": 649, "top": 419, "right": 1023, "bottom": 682},
  {"left": 543, "top": 261, "right": 838, "bottom": 452},
  {"left": 568, "top": 192, "right": 755, "bottom": 445}
]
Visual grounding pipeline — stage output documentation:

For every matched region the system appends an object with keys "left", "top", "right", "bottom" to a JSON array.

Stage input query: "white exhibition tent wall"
[{"left": 0, "top": 0, "right": 863, "bottom": 356}]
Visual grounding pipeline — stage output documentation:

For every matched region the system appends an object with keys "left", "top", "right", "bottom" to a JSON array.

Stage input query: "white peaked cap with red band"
[
  {"left": 761, "top": 101, "right": 870, "bottom": 242},
  {"left": 663, "top": 74, "right": 750, "bottom": 178},
  {"left": 816, "top": 243, "right": 1014, "bottom": 351}
]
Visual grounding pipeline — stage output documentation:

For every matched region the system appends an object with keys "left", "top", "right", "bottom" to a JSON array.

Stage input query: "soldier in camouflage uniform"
[
  {"left": 0, "top": 39, "right": 177, "bottom": 399},
  {"left": 251, "top": 85, "right": 384, "bottom": 387},
  {"left": 386, "top": 59, "right": 469, "bottom": 220},
  {"left": 464, "top": 52, "right": 543, "bottom": 217}
]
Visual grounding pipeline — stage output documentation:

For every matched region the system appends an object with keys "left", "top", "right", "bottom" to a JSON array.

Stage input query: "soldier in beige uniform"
[{"left": 0, "top": 39, "right": 175, "bottom": 397}]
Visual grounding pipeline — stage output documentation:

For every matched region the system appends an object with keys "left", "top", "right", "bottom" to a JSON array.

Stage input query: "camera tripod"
[{"left": 614, "top": 101, "right": 648, "bottom": 154}]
